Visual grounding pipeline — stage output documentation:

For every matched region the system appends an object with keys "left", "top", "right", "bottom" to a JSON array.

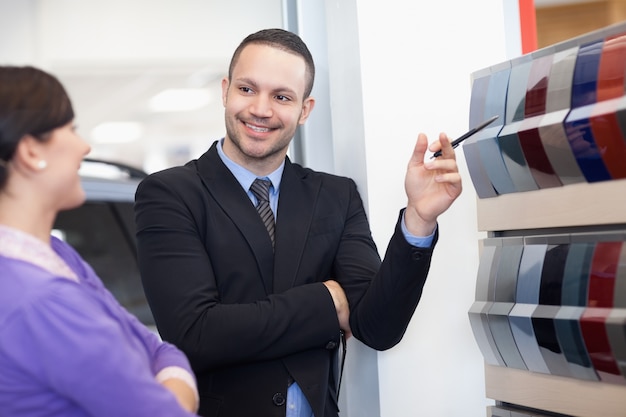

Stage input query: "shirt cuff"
[
  {"left": 155, "top": 366, "right": 199, "bottom": 406},
  {"left": 401, "top": 211, "right": 436, "bottom": 248}
]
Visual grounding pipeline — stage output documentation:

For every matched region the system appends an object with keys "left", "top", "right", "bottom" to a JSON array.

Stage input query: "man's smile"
[{"left": 245, "top": 122, "right": 272, "bottom": 133}]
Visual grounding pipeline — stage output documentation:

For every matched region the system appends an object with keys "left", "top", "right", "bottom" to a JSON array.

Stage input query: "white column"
[
  {"left": 349, "top": 1, "right": 518, "bottom": 415},
  {"left": 302, "top": 0, "right": 522, "bottom": 415}
]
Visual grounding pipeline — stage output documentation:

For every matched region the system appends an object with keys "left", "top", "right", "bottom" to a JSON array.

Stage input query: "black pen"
[{"left": 430, "top": 115, "right": 499, "bottom": 158}]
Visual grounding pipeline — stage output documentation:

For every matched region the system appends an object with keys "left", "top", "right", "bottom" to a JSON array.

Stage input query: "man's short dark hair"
[{"left": 228, "top": 28, "right": 316, "bottom": 98}]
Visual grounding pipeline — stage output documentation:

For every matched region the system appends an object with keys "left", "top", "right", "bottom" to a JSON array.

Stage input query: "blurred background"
[
  {"left": 2, "top": 0, "right": 624, "bottom": 174},
  {"left": 0, "top": 0, "right": 282, "bottom": 173}
]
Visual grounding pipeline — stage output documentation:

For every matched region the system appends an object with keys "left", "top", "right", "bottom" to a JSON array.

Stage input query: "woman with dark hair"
[{"left": 0, "top": 66, "right": 199, "bottom": 416}]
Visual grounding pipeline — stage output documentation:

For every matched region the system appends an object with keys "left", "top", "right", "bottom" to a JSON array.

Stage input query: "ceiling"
[
  {"left": 0, "top": 0, "right": 592, "bottom": 173},
  {"left": 0, "top": 0, "right": 283, "bottom": 172}
]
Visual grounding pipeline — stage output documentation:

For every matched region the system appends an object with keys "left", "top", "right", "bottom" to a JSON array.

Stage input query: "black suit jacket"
[{"left": 134, "top": 142, "right": 437, "bottom": 417}]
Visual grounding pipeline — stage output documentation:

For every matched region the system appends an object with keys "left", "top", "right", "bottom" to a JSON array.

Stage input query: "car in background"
[{"left": 52, "top": 158, "right": 155, "bottom": 329}]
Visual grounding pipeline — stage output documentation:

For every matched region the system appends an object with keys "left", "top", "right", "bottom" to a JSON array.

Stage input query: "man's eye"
[
  {"left": 240, "top": 87, "right": 253, "bottom": 93},
  {"left": 275, "top": 95, "right": 289, "bottom": 102}
]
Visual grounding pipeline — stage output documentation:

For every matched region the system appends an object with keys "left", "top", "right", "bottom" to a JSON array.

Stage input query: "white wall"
[
  {"left": 0, "top": 0, "right": 38, "bottom": 65},
  {"left": 320, "top": 1, "right": 522, "bottom": 416}
]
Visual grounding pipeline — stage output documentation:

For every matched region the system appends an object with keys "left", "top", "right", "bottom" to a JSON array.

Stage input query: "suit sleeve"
[
  {"left": 333, "top": 180, "right": 437, "bottom": 350},
  {"left": 134, "top": 172, "right": 340, "bottom": 372}
]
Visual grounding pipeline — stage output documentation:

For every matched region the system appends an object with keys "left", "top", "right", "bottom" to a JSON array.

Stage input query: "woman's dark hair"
[
  {"left": 0, "top": 66, "right": 74, "bottom": 187},
  {"left": 228, "top": 28, "right": 316, "bottom": 98}
]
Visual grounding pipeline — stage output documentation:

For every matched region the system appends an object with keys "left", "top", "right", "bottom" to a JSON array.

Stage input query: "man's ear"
[
  {"left": 298, "top": 97, "right": 316, "bottom": 125},
  {"left": 221, "top": 77, "right": 230, "bottom": 107}
]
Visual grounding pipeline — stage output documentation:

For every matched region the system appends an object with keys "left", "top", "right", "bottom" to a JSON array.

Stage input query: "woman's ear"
[{"left": 13, "top": 135, "right": 47, "bottom": 172}]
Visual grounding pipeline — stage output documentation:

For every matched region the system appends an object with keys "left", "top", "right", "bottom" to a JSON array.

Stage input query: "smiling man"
[
  {"left": 221, "top": 40, "right": 314, "bottom": 175},
  {"left": 134, "top": 28, "right": 462, "bottom": 417}
]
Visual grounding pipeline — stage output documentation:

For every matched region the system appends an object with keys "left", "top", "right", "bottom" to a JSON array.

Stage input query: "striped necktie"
[{"left": 250, "top": 178, "right": 275, "bottom": 247}]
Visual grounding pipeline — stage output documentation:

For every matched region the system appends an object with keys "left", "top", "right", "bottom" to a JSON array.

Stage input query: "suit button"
[
  {"left": 326, "top": 341, "right": 337, "bottom": 349},
  {"left": 411, "top": 250, "right": 423, "bottom": 260},
  {"left": 272, "top": 393, "right": 286, "bottom": 406}
]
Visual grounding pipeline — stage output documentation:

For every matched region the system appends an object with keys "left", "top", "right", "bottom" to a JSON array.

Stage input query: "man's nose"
[{"left": 249, "top": 95, "right": 273, "bottom": 117}]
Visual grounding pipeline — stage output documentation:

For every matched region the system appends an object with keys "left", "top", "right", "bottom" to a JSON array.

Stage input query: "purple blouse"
[{"left": 0, "top": 225, "right": 198, "bottom": 416}]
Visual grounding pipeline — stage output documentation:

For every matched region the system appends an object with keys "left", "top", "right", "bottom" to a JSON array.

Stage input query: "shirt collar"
[
  {"left": 216, "top": 138, "right": 284, "bottom": 195},
  {"left": 0, "top": 224, "right": 79, "bottom": 282}
]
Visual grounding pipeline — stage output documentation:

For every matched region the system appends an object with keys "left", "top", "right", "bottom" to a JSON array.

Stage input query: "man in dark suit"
[{"left": 134, "top": 28, "right": 462, "bottom": 417}]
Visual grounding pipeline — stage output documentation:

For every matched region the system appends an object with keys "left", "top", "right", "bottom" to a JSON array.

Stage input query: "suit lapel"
[
  {"left": 195, "top": 143, "right": 275, "bottom": 294},
  {"left": 273, "top": 160, "right": 321, "bottom": 293}
]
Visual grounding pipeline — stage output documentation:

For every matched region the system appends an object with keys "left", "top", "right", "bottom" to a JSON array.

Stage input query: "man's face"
[{"left": 221, "top": 43, "right": 314, "bottom": 173}]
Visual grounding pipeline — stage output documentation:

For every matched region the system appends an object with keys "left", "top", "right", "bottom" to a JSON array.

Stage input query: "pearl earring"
[{"left": 37, "top": 160, "right": 47, "bottom": 170}]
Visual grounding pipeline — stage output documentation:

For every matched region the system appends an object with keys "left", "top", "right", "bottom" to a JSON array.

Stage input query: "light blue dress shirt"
[{"left": 217, "top": 140, "right": 435, "bottom": 416}]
